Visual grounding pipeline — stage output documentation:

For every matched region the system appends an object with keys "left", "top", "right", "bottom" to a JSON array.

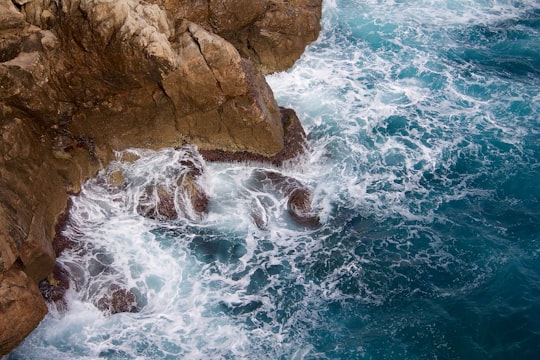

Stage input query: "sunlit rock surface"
[{"left": 0, "top": 0, "right": 321, "bottom": 354}]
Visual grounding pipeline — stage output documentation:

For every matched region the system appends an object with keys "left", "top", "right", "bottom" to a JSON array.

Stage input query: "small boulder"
[
  {"left": 136, "top": 148, "right": 209, "bottom": 221},
  {"left": 250, "top": 169, "right": 320, "bottom": 228},
  {"left": 0, "top": 269, "right": 48, "bottom": 356},
  {"left": 96, "top": 284, "right": 138, "bottom": 315}
]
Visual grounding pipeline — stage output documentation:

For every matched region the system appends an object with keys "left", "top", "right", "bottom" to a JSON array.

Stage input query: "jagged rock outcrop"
[
  {"left": 0, "top": 0, "right": 321, "bottom": 354},
  {"left": 156, "top": 0, "right": 322, "bottom": 74}
]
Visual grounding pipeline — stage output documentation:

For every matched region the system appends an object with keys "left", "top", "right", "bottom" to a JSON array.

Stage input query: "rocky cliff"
[{"left": 0, "top": 0, "right": 321, "bottom": 354}]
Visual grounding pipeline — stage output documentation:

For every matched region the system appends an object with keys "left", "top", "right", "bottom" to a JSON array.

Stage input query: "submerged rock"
[
  {"left": 250, "top": 169, "right": 320, "bottom": 228},
  {"left": 136, "top": 147, "right": 209, "bottom": 221},
  {"left": 287, "top": 188, "right": 320, "bottom": 228}
]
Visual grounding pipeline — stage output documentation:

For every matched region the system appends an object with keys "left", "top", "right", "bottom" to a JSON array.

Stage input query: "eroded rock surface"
[
  {"left": 251, "top": 169, "right": 320, "bottom": 228},
  {"left": 0, "top": 268, "right": 48, "bottom": 356},
  {"left": 157, "top": 0, "right": 322, "bottom": 73},
  {"left": 0, "top": 0, "right": 321, "bottom": 354}
]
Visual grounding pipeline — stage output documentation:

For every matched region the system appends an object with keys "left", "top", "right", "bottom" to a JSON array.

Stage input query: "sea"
[{"left": 8, "top": 0, "right": 540, "bottom": 359}]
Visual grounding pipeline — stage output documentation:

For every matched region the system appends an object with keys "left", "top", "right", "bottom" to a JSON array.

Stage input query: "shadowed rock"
[
  {"left": 136, "top": 148, "right": 209, "bottom": 221},
  {"left": 250, "top": 169, "right": 320, "bottom": 228},
  {"left": 96, "top": 284, "right": 138, "bottom": 315},
  {"left": 38, "top": 262, "right": 70, "bottom": 313}
]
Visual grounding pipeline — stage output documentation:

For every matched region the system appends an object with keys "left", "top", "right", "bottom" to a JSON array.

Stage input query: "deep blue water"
[{"left": 10, "top": 0, "right": 540, "bottom": 359}]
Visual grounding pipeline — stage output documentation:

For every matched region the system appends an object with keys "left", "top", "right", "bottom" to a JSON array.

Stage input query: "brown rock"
[
  {"left": 244, "top": 0, "right": 322, "bottom": 73},
  {"left": 157, "top": 0, "right": 322, "bottom": 73},
  {"left": 137, "top": 184, "right": 179, "bottom": 220},
  {"left": 162, "top": 21, "right": 284, "bottom": 156},
  {"left": 0, "top": 1, "right": 25, "bottom": 31},
  {"left": 251, "top": 169, "right": 320, "bottom": 228},
  {"left": 0, "top": 269, "right": 48, "bottom": 356},
  {"left": 0, "top": 117, "right": 64, "bottom": 279},
  {"left": 200, "top": 107, "right": 308, "bottom": 165},
  {"left": 136, "top": 147, "right": 209, "bottom": 220},
  {"left": 38, "top": 262, "right": 70, "bottom": 312},
  {"left": 0, "top": 0, "right": 322, "bottom": 353},
  {"left": 209, "top": 0, "right": 267, "bottom": 33},
  {"left": 96, "top": 284, "right": 138, "bottom": 315}
]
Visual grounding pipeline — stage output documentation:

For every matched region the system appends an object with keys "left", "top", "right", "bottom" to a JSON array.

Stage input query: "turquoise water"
[{"left": 10, "top": 0, "right": 540, "bottom": 359}]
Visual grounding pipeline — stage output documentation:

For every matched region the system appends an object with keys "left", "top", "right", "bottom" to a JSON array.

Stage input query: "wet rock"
[
  {"left": 0, "top": 268, "right": 48, "bottom": 356},
  {"left": 136, "top": 147, "right": 209, "bottom": 221},
  {"left": 106, "top": 169, "right": 125, "bottom": 189},
  {"left": 38, "top": 262, "right": 70, "bottom": 312},
  {"left": 287, "top": 188, "right": 320, "bottom": 228},
  {"left": 250, "top": 198, "right": 269, "bottom": 230},
  {"left": 0, "top": 0, "right": 321, "bottom": 353},
  {"left": 96, "top": 284, "right": 138, "bottom": 315},
  {"left": 252, "top": 169, "right": 320, "bottom": 228},
  {"left": 137, "top": 184, "right": 178, "bottom": 220}
]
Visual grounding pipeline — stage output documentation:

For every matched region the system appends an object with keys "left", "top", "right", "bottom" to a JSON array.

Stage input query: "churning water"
[{"left": 9, "top": 0, "right": 540, "bottom": 359}]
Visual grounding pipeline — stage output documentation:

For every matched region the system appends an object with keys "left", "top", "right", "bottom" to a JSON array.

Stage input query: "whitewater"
[{"left": 9, "top": 0, "right": 540, "bottom": 359}]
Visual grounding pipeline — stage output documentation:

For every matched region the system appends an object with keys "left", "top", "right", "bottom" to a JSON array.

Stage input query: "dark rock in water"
[
  {"left": 136, "top": 146, "right": 208, "bottom": 221},
  {"left": 52, "top": 232, "right": 77, "bottom": 258},
  {"left": 189, "top": 237, "right": 247, "bottom": 263},
  {"left": 96, "top": 284, "right": 138, "bottom": 315},
  {"left": 287, "top": 188, "right": 320, "bottom": 228},
  {"left": 219, "top": 300, "right": 263, "bottom": 315},
  {"left": 250, "top": 169, "right": 320, "bottom": 228},
  {"left": 52, "top": 203, "right": 78, "bottom": 257},
  {"left": 250, "top": 198, "right": 269, "bottom": 230},
  {"left": 39, "top": 262, "right": 70, "bottom": 313},
  {"left": 178, "top": 171, "right": 209, "bottom": 215},
  {"left": 137, "top": 185, "right": 179, "bottom": 220}
]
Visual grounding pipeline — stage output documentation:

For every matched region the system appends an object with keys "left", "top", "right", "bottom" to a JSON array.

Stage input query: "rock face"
[
  {"left": 156, "top": 0, "right": 322, "bottom": 74},
  {"left": 0, "top": 268, "right": 48, "bottom": 355},
  {"left": 0, "top": 0, "right": 321, "bottom": 355}
]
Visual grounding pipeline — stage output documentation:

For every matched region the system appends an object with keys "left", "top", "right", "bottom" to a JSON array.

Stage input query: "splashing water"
[{"left": 10, "top": 0, "right": 540, "bottom": 359}]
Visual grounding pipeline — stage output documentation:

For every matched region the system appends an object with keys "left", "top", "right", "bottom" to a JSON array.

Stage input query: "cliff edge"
[{"left": 0, "top": 0, "right": 321, "bottom": 354}]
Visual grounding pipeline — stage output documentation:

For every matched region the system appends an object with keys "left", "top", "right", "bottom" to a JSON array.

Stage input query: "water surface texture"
[{"left": 10, "top": 0, "right": 540, "bottom": 359}]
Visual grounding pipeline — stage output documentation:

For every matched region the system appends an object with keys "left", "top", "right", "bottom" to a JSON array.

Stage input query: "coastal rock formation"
[
  {"left": 0, "top": 268, "right": 48, "bottom": 355},
  {"left": 156, "top": 0, "right": 322, "bottom": 74},
  {"left": 136, "top": 155, "right": 209, "bottom": 221},
  {"left": 251, "top": 169, "right": 320, "bottom": 228},
  {"left": 0, "top": 0, "right": 321, "bottom": 354}
]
